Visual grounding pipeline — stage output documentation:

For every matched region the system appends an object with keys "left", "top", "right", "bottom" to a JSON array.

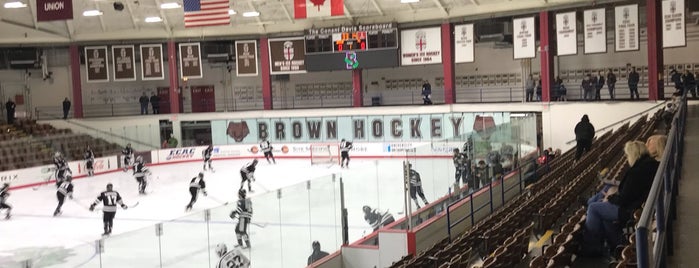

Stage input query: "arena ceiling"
[{"left": 0, "top": 0, "right": 624, "bottom": 44}]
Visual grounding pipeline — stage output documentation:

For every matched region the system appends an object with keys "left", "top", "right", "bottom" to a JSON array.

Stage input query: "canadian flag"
[{"left": 294, "top": 0, "right": 344, "bottom": 19}]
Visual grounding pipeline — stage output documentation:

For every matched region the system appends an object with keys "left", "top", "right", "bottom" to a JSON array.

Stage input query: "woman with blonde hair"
[
  {"left": 646, "top": 134, "right": 667, "bottom": 161},
  {"left": 582, "top": 141, "right": 659, "bottom": 256}
]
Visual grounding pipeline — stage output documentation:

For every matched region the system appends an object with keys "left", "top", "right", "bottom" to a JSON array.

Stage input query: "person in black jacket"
[
  {"left": 150, "top": 93, "right": 160, "bottom": 114},
  {"left": 628, "top": 67, "right": 640, "bottom": 100},
  {"left": 574, "top": 114, "right": 595, "bottom": 160},
  {"left": 607, "top": 69, "right": 617, "bottom": 100},
  {"left": 5, "top": 98, "right": 15, "bottom": 124},
  {"left": 139, "top": 92, "right": 149, "bottom": 115},
  {"left": 670, "top": 68, "right": 683, "bottom": 94},
  {"left": 62, "top": 98, "right": 71, "bottom": 119},
  {"left": 594, "top": 71, "right": 605, "bottom": 101},
  {"left": 583, "top": 141, "right": 659, "bottom": 253},
  {"left": 307, "top": 241, "right": 330, "bottom": 265},
  {"left": 682, "top": 70, "right": 696, "bottom": 98},
  {"left": 421, "top": 80, "right": 432, "bottom": 105},
  {"left": 581, "top": 74, "right": 593, "bottom": 101}
]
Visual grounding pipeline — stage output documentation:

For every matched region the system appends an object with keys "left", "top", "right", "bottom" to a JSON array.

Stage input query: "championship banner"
[
  {"left": 84, "top": 46, "right": 109, "bottom": 82},
  {"left": 112, "top": 45, "right": 136, "bottom": 81},
  {"left": 235, "top": 40, "right": 258, "bottom": 77},
  {"left": 400, "top": 27, "right": 442, "bottom": 66},
  {"left": 454, "top": 24, "right": 475, "bottom": 63},
  {"left": 584, "top": 8, "right": 606, "bottom": 54},
  {"left": 662, "top": 0, "right": 686, "bottom": 48},
  {"left": 179, "top": 42, "right": 203, "bottom": 79},
  {"left": 556, "top": 12, "right": 577, "bottom": 56},
  {"left": 513, "top": 17, "right": 536, "bottom": 59},
  {"left": 37, "top": 0, "right": 73, "bottom": 21},
  {"left": 615, "top": 4, "right": 639, "bottom": 52},
  {"left": 140, "top": 44, "right": 164, "bottom": 80},
  {"left": 268, "top": 37, "right": 307, "bottom": 75}
]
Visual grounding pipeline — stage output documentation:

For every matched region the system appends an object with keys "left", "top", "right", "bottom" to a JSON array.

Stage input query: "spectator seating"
[{"left": 0, "top": 119, "right": 122, "bottom": 171}]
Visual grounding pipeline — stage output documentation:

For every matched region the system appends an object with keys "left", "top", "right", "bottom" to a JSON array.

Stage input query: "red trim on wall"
[
  {"left": 352, "top": 68, "right": 363, "bottom": 107},
  {"left": 539, "top": 11, "right": 553, "bottom": 103},
  {"left": 441, "top": 23, "right": 455, "bottom": 104},
  {"left": 69, "top": 45, "right": 83, "bottom": 118},
  {"left": 407, "top": 231, "right": 416, "bottom": 256},
  {"left": 167, "top": 41, "right": 181, "bottom": 114},
  {"left": 260, "top": 37, "right": 273, "bottom": 110}
]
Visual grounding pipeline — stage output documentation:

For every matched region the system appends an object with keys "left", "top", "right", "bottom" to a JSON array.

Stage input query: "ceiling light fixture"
[
  {"left": 242, "top": 11, "right": 259, "bottom": 17},
  {"left": 4, "top": 1, "right": 27, "bottom": 8},
  {"left": 228, "top": 9, "right": 236, "bottom": 15},
  {"left": 400, "top": 0, "right": 419, "bottom": 3},
  {"left": 82, "top": 10, "right": 103, "bottom": 16},
  {"left": 160, "top": 2, "right": 180, "bottom": 9},
  {"left": 145, "top": 16, "right": 163, "bottom": 22}
]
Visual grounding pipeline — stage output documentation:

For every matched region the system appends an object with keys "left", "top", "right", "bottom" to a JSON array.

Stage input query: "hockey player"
[
  {"left": 186, "top": 172, "right": 207, "bottom": 211},
  {"left": 133, "top": 156, "right": 150, "bottom": 194},
  {"left": 84, "top": 145, "right": 95, "bottom": 177},
  {"left": 260, "top": 139, "right": 275, "bottom": 164},
  {"left": 53, "top": 151, "right": 63, "bottom": 178},
  {"left": 340, "top": 139, "right": 353, "bottom": 168},
  {"left": 89, "top": 183, "right": 129, "bottom": 236},
  {"left": 54, "top": 175, "right": 74, "bottom": 216},
  {"left": 408, "top": 164, "right": 429, "bottom": 209},
  {"left": 215, "top": 243, "right": 250, "bottom": 268},
  {"left": 55, "top": 155, "right": 71, "bottom": 188},
  {"left": 202, "top": 145, "right": 214, "bottom": 171},
  {"left": 362, "top": 205, "right": 395, "bottom": 231},
  {"left": 239, "top": 159, "right": 258, "bottom": 193},
  {"left": 453, "top": 148, "right": 469, "bottom": 186},
  {"left": 122, "top": 143, "right": 134, "bottom": 172},
  {"left": 229, "top": 189, "right": 252, "bottom": 249},
  {"left": 0, "top": 183, "right": 11, "bottom": 219}
]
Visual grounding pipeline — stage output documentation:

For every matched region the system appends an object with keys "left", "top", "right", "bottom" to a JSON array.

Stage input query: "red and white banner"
[
  {"left": 400, "top": 27, "right": 442, "bottom": 66},
  {"left": 183, "top": 0, "right": 230, "bottom": 28},
  {"left": 36, "top": 0, "right": 73, "bottom": 21},
  {"left": 294, "top": 0, "right": 343, "bottom": 19}
]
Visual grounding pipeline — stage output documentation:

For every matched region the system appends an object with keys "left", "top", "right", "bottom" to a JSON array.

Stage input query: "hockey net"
[{"left": 310, "top": 144, "right": 340, "bottom": 166}]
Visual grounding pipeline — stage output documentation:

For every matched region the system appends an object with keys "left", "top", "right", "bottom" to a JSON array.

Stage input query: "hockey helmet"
[
  {"left": 239, "top": 189, "right": 247, "bottom": 199},
  {"left": 2, "top": 182, "right": 9, "bottom": 188},
  {"left": 198, "top": 172, "right": 204, "bottom": 178},
  {"left": 362, "top": 205, "right": 371, "bottom": 213},
  {"left": 66, "top": 175, "right": 73, "bottom": 181},
  {"left": 106, "top": 183, "right": 113, "bottom": 191},
  {"left": 136, "top": 156, "right": 143, "bottom": 163},
  {"left": 54, "top": 152, "right": 61, "bottom": 158},
  {"left": 215, "top": 243, "right": 227, "bottom": 257}
]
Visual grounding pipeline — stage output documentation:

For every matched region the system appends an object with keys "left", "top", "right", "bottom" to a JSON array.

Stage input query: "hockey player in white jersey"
[
  {"left": 229, "top": 189, "right": 252, "bottom": 249},
  {"left": 340, "top": 139, "right": 353, "bottom": 168},
  {"left": 260, "top": 138, "right": 275, "bottom": 164},
  {"left": 0, "top": 183, "right": 11, "bottom": 219},
  {"left": 202, "top": 145, "right": 214, "bottom": 171},
  {"left": 185, "top": 172, "right": 207, "bottom": 211},
  {"left": 408, "top": 164, "right": 429, "bottom": 209},
  {"left": 215, "top": 243, "right": 250, "bottom": 268}
]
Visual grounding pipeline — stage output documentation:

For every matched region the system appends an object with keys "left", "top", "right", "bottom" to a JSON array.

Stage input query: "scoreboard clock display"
[{"left": 305, "top": 23, "right": 397, "bottom": 54}]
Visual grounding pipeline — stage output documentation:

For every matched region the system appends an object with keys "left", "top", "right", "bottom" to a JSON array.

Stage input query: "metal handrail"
[
  {"left": 635, "top": 92, "right": 687, "bottom": 268},
  {"left": 564, "top": 101, "right": 668, "bottom": 145}
]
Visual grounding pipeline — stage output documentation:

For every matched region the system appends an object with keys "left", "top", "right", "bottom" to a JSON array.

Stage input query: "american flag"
[{"left": 183, "top": 0, "right": 230, "bottom": 28}]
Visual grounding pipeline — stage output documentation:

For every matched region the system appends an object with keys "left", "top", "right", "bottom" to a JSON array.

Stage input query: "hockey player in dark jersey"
[
  {"left": 239, "top": 159, "right": 258, "bottom": 193},
  {"left": 408, "top": 164, "right": 429, "bottom": 209},
  {"left": 122, "top": 143, "right": 134, "bottom": 172},
  {"left": 90, "top": 183, "right": 128, "bottom": 236},
  {"left": 133, "top": 156, "right": 150, "bottom": 194},
  {"left": 53, "top": 152, "right": 63, "bottom": 178},
  {"left": 362, "top": 205, "right": 394, "bottom": 231},
  {"left": 453, "top": 148, "right": 472, "bottom": 188},
  {"left": 186, "top": 172, "right": 207, "bottom": 211},
  {"left": 229, "top": 189, "right": 252, "bottom": 249},
  {"left": 54, "top": 175, "right": 74, "bottom": 216},
  {"left": 202, "top": 145, "right": 214, "bottom": 171},
  {"left": 215, "top": 243, "right": 250, "bottom": 268},
  {"left": 260, "top": 139, "right": 275, "bottom": 164},
  {"left": 55, "top": 156, "right": 71, "bottom": 188},
  {"left": 0, "top": 183, "right": 11, "bottom": 219},
  {"left": 340, "top": 139, "right": 353, "bottom": 168},
  {"left": 84, "top": 145, "right": 95, "bottom": 177}
]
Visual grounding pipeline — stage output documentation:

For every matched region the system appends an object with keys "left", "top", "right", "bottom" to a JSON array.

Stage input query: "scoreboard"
[{"left": 305, "top": 23, "right": 398, "bottom": 54}]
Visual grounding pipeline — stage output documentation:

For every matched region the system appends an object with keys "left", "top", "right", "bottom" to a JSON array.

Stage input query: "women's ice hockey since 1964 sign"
[{"left": 400, "top": 27, "right": 442, "bottom": 66}]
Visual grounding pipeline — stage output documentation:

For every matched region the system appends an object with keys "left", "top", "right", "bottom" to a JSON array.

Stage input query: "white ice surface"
[{"left": 0, "top": 158, "right": 455, "bottom": 268}]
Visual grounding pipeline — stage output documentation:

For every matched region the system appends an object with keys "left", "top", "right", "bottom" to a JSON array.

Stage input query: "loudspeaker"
[{"left": 113, "top": 2, "right": 124, "bottom": 11}]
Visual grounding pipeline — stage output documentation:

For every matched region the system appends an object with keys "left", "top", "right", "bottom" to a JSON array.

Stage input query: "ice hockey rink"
[{"left": 0, "top": 157, "right": 456, "bottom": 268}]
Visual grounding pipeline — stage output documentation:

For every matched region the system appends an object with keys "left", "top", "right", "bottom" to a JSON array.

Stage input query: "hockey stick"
[
  {"left": 250, "top": 222, "right": 267, "bottom": 228},
  {"left": 206, "top": 195, "right": 230, "bottom": 206},
  {"left": 33, "top": 167, "right": 56, "bottom": 191}
]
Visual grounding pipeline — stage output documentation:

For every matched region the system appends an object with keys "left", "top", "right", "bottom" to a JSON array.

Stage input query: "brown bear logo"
[{"left": 227, "top": 121, "right": 250, "bottom": 142}]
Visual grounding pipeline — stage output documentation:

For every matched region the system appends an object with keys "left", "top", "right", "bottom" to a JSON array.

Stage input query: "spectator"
[
  {"left": 62, "top": 97, "right": 71, "bottom": 120},
  {"left": 595, "top": 71, "right": 605, "bottom": 101},
  {"left": 525, "top": 74, "right": 535, "bottom": 102},
  {"left": 535, "top": 79, "right": 542, "bottom": 101},
  {"left": 307, "top": 241, "right": 330, "bottom": 265},
  {"left": 646, "top": 134, "right": 667, "bottom": 161},
  {"left": 5, "top": 98, "right": 16, "bottom": 124},
  {"left": 658, "top": 72, "right": 665, "bottom": 99},
  {"left": 150, "top": 93, "right": 160, "bottom": 114},
  {"left": 167, "top": 133, "right": 178, "bottom": 148},
  {"left": 574, "top": 114, "right": 595, "bottom": 161},
  {"left": 628, "top": 67, "right": 640, "bottom": 100},
  {"left": 139, "top": 92, "right": 149, "bottom": 115},
  {"left": 682, "top": 70, "right": 696, "bottom": 98},
  {"left": 607, "top": 69, "right": 617, "bottom": 100},
  {"left": 582, "top": 141, "right": 659, "bottom": 255},
  {"left": 421, "top": 80, "right": 432, "bottom": 105},
  {"left": 662, "top": 92, "right": 681, "bottom": 134},
  {"left": 554, "top": 76, "right": 567, "bottom": 101},
  {"left": 670, "top": 67, "right": 682, "bottom": 94},
  {"left": 581, "top": 74, "right": 593, "bottom": 101}
]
